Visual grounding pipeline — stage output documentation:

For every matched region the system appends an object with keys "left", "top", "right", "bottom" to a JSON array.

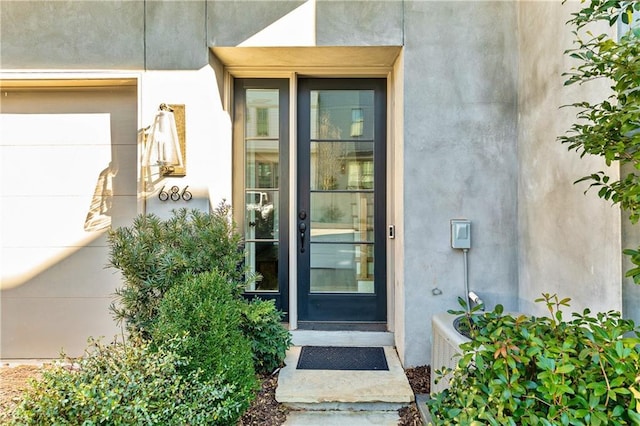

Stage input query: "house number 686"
[{"left": 158, "top": 185, "right": 192, "bottom": 202}]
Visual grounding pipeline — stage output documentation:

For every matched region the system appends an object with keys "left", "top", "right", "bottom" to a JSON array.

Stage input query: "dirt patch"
[{"left": 0, "top": 365, "right": 42, "bottom": 422}]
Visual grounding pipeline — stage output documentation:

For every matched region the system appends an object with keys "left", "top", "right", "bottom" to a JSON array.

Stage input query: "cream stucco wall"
[{"left": 140, "top": 67, "right": 232, "bottom": 217}]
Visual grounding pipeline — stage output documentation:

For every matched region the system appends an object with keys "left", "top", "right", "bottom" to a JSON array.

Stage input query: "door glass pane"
[
  {"left": 307, "top": 88, "right": 377, "bottom": 295},
  {"left": 310, "top": 192, "right": 373, "bottom": 242},
  {"left": 310, "top": 90, "right": 375, "bottom": 140},
  {"left": 245, "top": 242, "right": 279, "bottom": 291},
  {"left": 244, "top": 88, "right": 279, "bottom": 292},
  {"left": 309, "top": 243, "right": 374, "bottom": 293},
  {"left": 310, "top": 141, "right": 373, "bottom": 190}
]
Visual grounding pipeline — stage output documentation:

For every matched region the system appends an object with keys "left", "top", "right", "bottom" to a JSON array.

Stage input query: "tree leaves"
[{"left": 560, "top": 0, "right": 640, "bottom": 280}]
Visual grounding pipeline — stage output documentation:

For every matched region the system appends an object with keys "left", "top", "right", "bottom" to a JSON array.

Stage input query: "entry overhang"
[{"left": 211, "top": 46, "right": 401, "bottom": 75}]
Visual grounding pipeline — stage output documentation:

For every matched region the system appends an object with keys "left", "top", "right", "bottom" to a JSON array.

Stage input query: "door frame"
[
  {"left": 296, "top": 78, "right": 387, "bottom": 324},
  {"left": 230, "top": 70, "right": 395, "bottom": 331},
  {"left": 233, "top": 78, "right": 290, "bottom": 316}
]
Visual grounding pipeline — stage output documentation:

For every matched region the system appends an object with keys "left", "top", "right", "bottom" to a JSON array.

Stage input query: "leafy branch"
[{"left": 560, "top": 0, "right": 640, "bottom": 281}]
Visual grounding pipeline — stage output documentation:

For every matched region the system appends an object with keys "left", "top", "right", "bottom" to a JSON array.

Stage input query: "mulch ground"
[
  {"left": 238, "top": 372, "right": 288, "bottom": 426},
  {"left": 398, "top": 364, "right": 431, "bottom": 426},
  {"left": 1, "top": 363, "right": 431, "bottom": 425},
  {"left": 405, "top": 364, "right": 430, "bottom": 394}
]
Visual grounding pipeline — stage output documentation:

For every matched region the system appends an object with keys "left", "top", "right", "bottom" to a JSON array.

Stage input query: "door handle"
[{"left": 299, "top": 222, "right": 307, "bottom": 253}]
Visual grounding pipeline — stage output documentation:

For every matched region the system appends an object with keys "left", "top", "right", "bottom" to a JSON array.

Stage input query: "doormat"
[{"left": 296, "top": 346, "right": 388, "bottom": 371}]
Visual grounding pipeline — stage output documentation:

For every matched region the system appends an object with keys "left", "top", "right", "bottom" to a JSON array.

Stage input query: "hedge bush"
[
  {"left": 240, "top": 298, "right": 292, "bottom": 374},
  {"left": 151, "top": 270, "right": 258, "bottom": 411},
  {"left": 11, "top": 336, "right": 244, "bottom": 425},
  {"left": 428, "top": 294, "right": 640, "bottom": 425},
  {"left": 107, "top": 205, "right": 245, "bottom": 337}
]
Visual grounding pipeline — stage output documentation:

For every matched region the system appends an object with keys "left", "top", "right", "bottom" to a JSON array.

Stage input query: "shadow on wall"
[{"left": 84, "top": 161, "right": 118, "bottom": 232}]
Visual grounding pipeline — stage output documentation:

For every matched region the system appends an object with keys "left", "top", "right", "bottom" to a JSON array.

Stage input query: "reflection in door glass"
[
  {"left": 310, "top": 192, "right": 373, "bottom": 242},
  {"left": 246, "top": 191, "right": 278, "bottom": 240},
  {"left": 246, "top": 140, "right": 279, "bottom": 189},
  {"left": 245, "top": 242, "right": 279, "bottom": 291},
  {"left": 310, "top": 90, "right": 374, "bottom": 140},
  {"left": 244, "top": 89, "right": 279, "bottom": 292},
  {"left": 310, "top": 141, "right": 373, "bottom": 191},
  {"left": 309, "top": 243, "right": 374, "bottom": 293},
  {"left": 307, "top": 89, "right": 377, "bottom": 294}
]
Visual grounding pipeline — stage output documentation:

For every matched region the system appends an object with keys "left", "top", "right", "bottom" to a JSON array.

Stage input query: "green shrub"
[
  {"left": 428, "top": 294, "right": 640, "bottom": 425},
  {"left": 107, "top": 204, "right": 245, "bottom": 337},
  {"left": 240, "top": 298, "right": 292, "bottom": 374},
  {"left": 11, "top": 336, "right": 245, "bottom": 425},
  {"left": 151, "top": 270, "right": 258, "bottom": 411}
]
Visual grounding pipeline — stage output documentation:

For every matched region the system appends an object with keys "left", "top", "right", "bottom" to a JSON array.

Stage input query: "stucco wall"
[
  {"left": 315, "top": 0, "right": 403, "bottom": 46},
  {"left": 517, "top": 1, "right": 622, "bottom": 317},
  {"left": 141, "top": 68, "right": 232, "bottom": 218},
  {"left": 0, "top": 0, "right": 208, "bottom": 70},
  {"left": 207, "top": 0, "right": 305, "bottom": 47},
  {"left": 399, "top": 1, "right": 519, "bottom": 366},
  {"left": 206, "top": 0, "right": 402, "bottom": 47},
  {"left": 1, "top": 1, "right": 143, "bottom": 69}
]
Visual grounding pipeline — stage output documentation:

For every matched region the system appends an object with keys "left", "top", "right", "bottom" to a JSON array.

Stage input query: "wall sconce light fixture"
[{"left": 144, "top": 103, "right": 186, "bottom": 176}]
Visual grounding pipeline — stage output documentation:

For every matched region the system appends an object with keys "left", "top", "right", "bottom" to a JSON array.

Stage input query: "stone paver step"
[
  {"left": 284, "top": 410, "right": 400, "bottom": 425},
  {"left": 276, "top": 346, "right": 414, "bottom": 411}
]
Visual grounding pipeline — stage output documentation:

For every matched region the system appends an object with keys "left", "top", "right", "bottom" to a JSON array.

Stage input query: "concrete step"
[
  {"left": 290, "top": 330, "right": 394, "bottom": 347},
  {"left": 276, "top": 346, "right": 414, "bottom": 412},
  {"left": 284, "top": 410, "right": 401, "bottom": 425}
]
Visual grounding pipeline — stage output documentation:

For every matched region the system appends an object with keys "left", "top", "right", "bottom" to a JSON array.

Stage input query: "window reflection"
[
  {"left": 310, "top": 90, "right": 374, "bottom": 140},
  {"left": 310, "top": 192, "right": 374, "bottom": 242},
  {"left": 309, "top": 244, "right": 374, "bottom": 293},
  {"left": 307, "top": 89, "right": 377, "bottom": 294},
  {"left": 244, "top": 89, "right": 280, "bottom": 292},
  {"left": 310, "top": 142, "right": 373, "bottom": 191},
  {"left": 245, "top": 242, "right": 279, "bottom": 291}
]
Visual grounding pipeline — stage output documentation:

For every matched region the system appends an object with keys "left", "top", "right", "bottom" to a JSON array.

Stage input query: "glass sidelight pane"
[
  {"left": 309, "top": 243, "right": 375, "bottom": 293},
  {"left": 246, "top": 89, "right": 279, "bottom": 138},
  {"left": 310, "top": 192, "right": 374, "bottom": 242},
  {"left": 244, "top": 241, "right": 279, "bottom": 292},
  {"left": 242, "top": 87, "right": 282, "bottom": 294},
  {"left": 246, "top": 139, "right": 279, "bottom": 189},
  {"left": 310, "top": 141, "right": 373, "bottom": 190},
  {"left": 310, "top": 90, "right": 375, "bottom": 140},
  {"left": 245, "top": 190, "right": 278, "bottom": 240}
]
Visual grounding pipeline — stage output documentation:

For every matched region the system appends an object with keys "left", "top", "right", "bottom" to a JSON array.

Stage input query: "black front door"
[{"left": 296, "top": 78, "right": 387, "bottom": 323}]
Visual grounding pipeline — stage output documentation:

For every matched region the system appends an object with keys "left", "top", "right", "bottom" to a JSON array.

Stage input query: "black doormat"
[{"left": 296, "top": 346, "right": 389, "bottom": 371}]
